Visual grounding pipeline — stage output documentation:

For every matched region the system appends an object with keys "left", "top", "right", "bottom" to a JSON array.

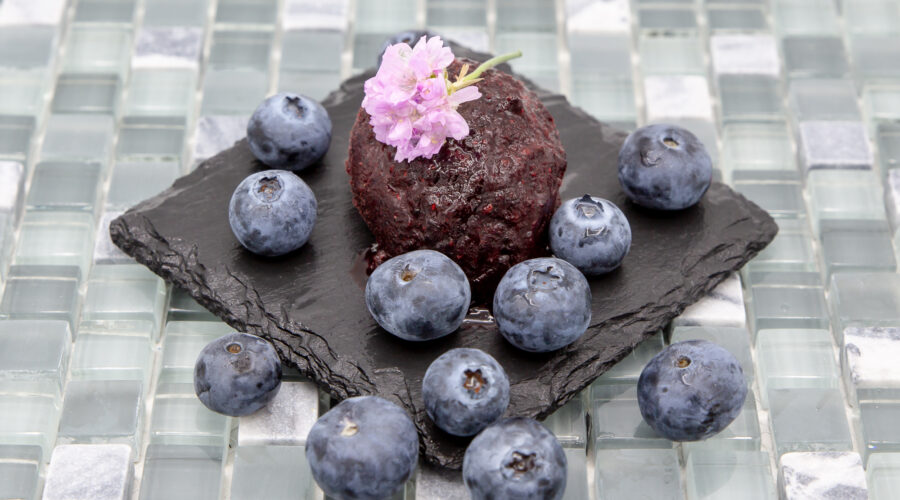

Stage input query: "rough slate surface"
[{"left": 110, "top": 45, "right": 777, "bottom": 469}]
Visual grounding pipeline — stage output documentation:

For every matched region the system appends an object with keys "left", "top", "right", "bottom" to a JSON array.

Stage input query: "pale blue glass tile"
[
  {"left": 52, "top": 73, "right": 120, "bottom": 115},
  {"left": 0, "top": 71, "right": 45, "bottom": 115},
  {"left": 63, "top": 26, "right": 132, "bottom": 75},
  {"left": 78, "top": 318, "right": 157, "bottom": 339},
  {"left": 569, "top": 33, "right": 632, "bottom": 79},
  {"left": 0, "top": 115, "right": 35, "bottom": 161},
  {"left": 867, "top": 453, "right": 900, "bottom": 497},
  {"left": 788, "top": 79, "right": 860, "bottom": 122},
  {"left": 671, "top": 327, "right": 753, "bottom": 381},
  {"left": 592, "top": 332, "right": 664, "bottom": 385},
  {"left": 73, "top": 0, "right": 136, "bottom": 24},
  {"left": 0, "top": 393, "right": 60, "bottom": 455},
  {"left": 116, "top": 116, "right": 185, "bottom": 160},
  {"left": 748, "top": 220, "right": 817, "bottom": 272},
  {"left": 718, "top": 75, "right": 783, "bottom": 123},
  {"left": 26, "top": 161, "right": 102, "bottom": 212},
  {"left": 0, "top": 320, "right": 70, "bottom": 397},
  {"left": 749, "top": 275, "right": 829, "bottom": 335},
  {"left": 70, "top": 333, "right": 152, "bottom": 381},
  {"left": 845, "top": 0, "right": 900, "bottom": 35},
  {"left": 734, "top": 176, "right": 805, "bottom": 219},
  {"left": 139, "top": 445, "right": 223, "bottom": 500},
  {"left": 208, "top": 30, "right": 272, "bottom": 71},
  {"left": 570, "top": 77, "right": 637, "bottom": 122},
  {"left": 167, "top": 289, "right": 218, "bottom": 321},
  {"left": 774, "top": 0, "right": 840, "bottom": 36},
  {"left": 861, "top": 401, "right": 900, "bottom": 459},
  {"left": 591, "top": 386, "right": 672, "bottom": 450},
  {"left": 150, "top": 385, "right": 230, "bottom": 446},
  {"left": 164, "top": 320, "right": 235, "bottom": 336},
  {"left": 495, "top": 32, "right": 558, "bottom": 73},
  {"left": 721, "top": 122, "right": 794, "bottom": 173},
  {"left": 561, "top": 448, "right": 588, "bottom": 500},
  {"left": 681, "top": 395, "right": 761, "bottom": 454},
  {"left": 808, "top": 170, "right": 885, "bottom": 224},
  {"left": 878, "top": 124, "right": 900, "bottom": 173},
  {"left": 143, "top": 0, "right": 208, "bottom": 27},
  {"left": 200, "top": 68, "right": 269, "bottom": 115},
  {"left": 709, "top": 34, "right": 780, "bottom": 77},
  {"left": 864, "top": 85, "right": 900, "bottom": 126},
  {"left": 230, "top": 446, "right": 313, "bottom": 500},
  {"left": 355, "top": 0, "right": 416, "bottom": 33},
  {"left": 0, "top": 26, "right": 55, "bottom": 70},
  {"left": 707, "top": 7, "right": 767, "bottom": 31},
  {"left": 14, "top": 212, "right": 94, "bottom": 274},
  {"left": 542, "top": 395, "right": 586, "bottom": 448},
  {"left": 280, "top": 30, "right": 342, "bottom": 72},
  {"left": 160, "top": 322, "right": 234, "bottom": 382},
  {"left": 426, "top": 1, "right": 487, "bottom": 28},
  {"left": 58, "top": 380, "right": 142, "bottom": 447},
  {"left": 0, "top": 445, "right": 41, "bottom": 500},
  {"left": 756, "top": 329, "right": 839, "bottom": 409},
  {"left": 769, "top": 388, "right": 853, "bottom": 456},
  {"left": 214, "top": 0, "right": 277, "bottom": 27},
  {"left": 596, "top": 449, "right": 683, "bottom": 500},
  {"left": 81, "top": 272, "right": 167, "bottom": 327},
  {"left": 41, "top": 114, "right": 114, "bottom": 161},
  {"left": 638, "top": 8, "right": 698, "bottom": 34},
  {"left": 685, "top": 451, "right": 777, "bottom": 499},
  {"left": 830, "top": 272, "right": 900, "bottom": 332},
  {"left": 640, "top": 36, "right": 705, "bottom": 75},
  {"left": 496, "top": 0, "right": 556, "bottom": 32},
  {"left": 0, "top": 274, "right": 79, "bottom": 326},
  {"left": 820, "top": 220, "right": 896, "bottom": 277},
  {"left": 849, "top": 35, "right": 900, "bottom": 84},
  {"left": 124, "top": 69, "right": 196, "bottom": 117},
  {"left": 782, "top": 36, "right": 849, "bottom": 78},
  {"left": 106, "top": 160, "right": 180, "bottom": 209},
  {"left": 277, "top": 70, "right": 341, "bottom": 102}
]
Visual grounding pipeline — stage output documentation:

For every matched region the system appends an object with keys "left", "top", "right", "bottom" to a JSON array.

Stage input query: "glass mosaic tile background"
[{"left": 1, "top": 0, "right": 899, "bottom": 497}]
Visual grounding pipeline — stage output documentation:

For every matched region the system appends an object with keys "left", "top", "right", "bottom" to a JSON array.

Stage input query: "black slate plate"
[{"left": 111, "top": 44, "right": 777, "bottom": 468}]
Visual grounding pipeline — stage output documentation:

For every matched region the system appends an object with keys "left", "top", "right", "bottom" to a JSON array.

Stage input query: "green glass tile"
[
  {"left": 51, "top": 73, "right": 119, "bottom": 115},
  {"left": 214, "top": 0, "right": 277, "bottom": 26},
  {"left": 63, "top": 26, "right": 132, "bottom": 75},
  {"left": 0, "top": 26, "right": 55, "bottom": 69},
  {"left": 106, "top": 160, "right": 180, "bottom": 209},
  {"left": 595, "top": 449, "right": 684, "bottom": 500},
  {"left": 208, "top": 30, "right": 272, "bottom": 71},
  {"left": 25, "top": 161, "right": 102, "bottom": 212},
  {"left": 830, "top": 272, "right": 900, "bottom": 332},
  {"left": 70, "top": 333, "right": 152, "bottom": 381},
  {"left": 124, "top": 69, "right": 196, "bottom": 117},
  {"left": 640, "top": 36, "right": 705, "bottom": 75},
  {"left": 685, "top": 451, "right": 777, "bottom": 500},
  {"left": 755, "top": 329, "right": 839, "bottom": 409}
]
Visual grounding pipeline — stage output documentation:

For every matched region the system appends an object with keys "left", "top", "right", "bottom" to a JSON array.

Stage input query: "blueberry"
[
  {"left": 306, "top": 396, "right": 418, "bottom": 500},
  {"left": 377, "top": 30, "right": 432, "bottom": 66},
  {"left": 463, "top": 417, "right": 567, "bottom": 500},
  {"left": 365, "top": 249, "right": 471, "bottom": 341},
  {"left": 637, "top": 340, "right": 747, "bottom": 442},
  {"left": 422, "top": 348, "right": 510, "bottom": 437},
  {"left": 228, "top": 169, "right": 317, "bottom": 257},
  {"left": 247, "top": 92, "right": 331, "bottom": 171},
  {"left": 549, "top": 195, "right": 632, "bottom": 275},
  {"left": 193, "top": 332, "right": 282, "bottom": 417},
  {"left": 492, "top": 257, "right": 591, "bottom": 352},
  {"left": 617, "top": 123, "right": 713, "bottom": 210}
]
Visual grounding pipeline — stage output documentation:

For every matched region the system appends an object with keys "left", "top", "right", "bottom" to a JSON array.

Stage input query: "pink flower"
[{"left": 362, "top": 36, "right": 483, "bottom": 163}]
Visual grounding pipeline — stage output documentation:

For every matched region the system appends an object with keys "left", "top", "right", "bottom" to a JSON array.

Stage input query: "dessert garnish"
[{"left": 362, "top": 35, "right": 522, "bottom": 162}]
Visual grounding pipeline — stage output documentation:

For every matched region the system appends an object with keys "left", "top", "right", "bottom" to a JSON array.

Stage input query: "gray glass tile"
[
  {"left": 867, "top": 453, "right": 900, "bottom": 499},
  {"left": 638, "top": 8, "right": 698, "bottom": 34},
  {"left": 200, "top": 69, "right": 268, "bottom": 115},
  {"left": 41, "top": 114, "right": 114, "bottom": 161},
  {"left": 775, "top": 0, "right": 841, "bottom": 36},
  {"left": 750, "top": 282, "right": 829, "bottom": 335},
  {"left": 819, "top": 220, "right": 896, "bottom": 277},
  {"left": 58, "top": 380, "right": 142, "bottom": 446},
  {"left": 280, "top": 30, "right": 342, "bottom": 72},
  {"left": 877, "top": 123, "right": 900, "bottom": 172},
  {"left": 830, "top": 272, "right": 900, "bottom": 331},
  {"left": 496, "top": 0, "right": 556, "bottom": 32},
  {"left": 595, "top": 449, "right": 684, "bottom": 500},
  {"left": 708, "top": 7, "right": 767, "bottom": 31},
  {"left": 0, "top": 275, "right": 80, "bottom": 326},
  {"left": 427, "top": 2, "right": 487, "bottom": 28},
  {"left": 73, "top": 0, "right": 135, "bottom": 24},
  {"left": 52, "top": 73, "right": 119, "bottom": 115},
  {"left": 214, "top": 0, "right": 277, "bottom": 26},
  {"left": 769, "top": 388, "right": 854, "bottom": 456},
  {"left": 788, "top": 79, "right": 860, "bottom": 122},
  {"left": 208, "top": 30, "right": 272, "bottom": 71},
  {"left": 26, "top": 161, "right": 102, "bottom": 212},
  {"left": 230, "top": 446, "right": 314, "bottom": 500},
  {"left": 861, "top": 401, "right": 900, "bottom": 459},
  {"left": 63, "top": 26, "right": 132, "bottom": 75},
  {"left": 0, "top": 115, "right": 34, "bottom": 160},
  {"left": 0, "top": 445, "right": 41, "bottom": 500},
  {"left": 140, "top": 445, "right": 223, "bottom": 500},
  {"left": 106, "top": 161, "right": 180, "bottom": 209},
  {"left": 0, "top": 26, "right": 55, "bottom": 69},
  {"left": 685, "top": 451, "right": 777, "bottom": 500},
  {"left": 798, "top": 121, "right": 873, "bottom": 172},
  {"left": 117, "top": 116, "right": 185, "bottom": 159},
  {"left": 850, "top": 35, "right": 900, "bottom": 84},
  {"left": 142, "top": 0, "right": 208, "bottom": 27},
  {"left": 0, "top": 71, "right": 45, "bottom": 116},
  {"left": 783, "top": 36, "right": 849, "bottom": 78},
  {"left": 569, "top": 33, "right": 632, "bottom": 78},
  {"left": 718, "top": 75, "right": 783, "bottom": 123},
  {"left": 124, "top": 69, "right": 196, "bottom": 117},
  {"left": 734, "top": 178, "right": 805, "bottom": 219}
]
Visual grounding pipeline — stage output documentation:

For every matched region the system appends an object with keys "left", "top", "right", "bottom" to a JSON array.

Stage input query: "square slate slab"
[{"left": 110, "top": 44, "right": 776, "bottom": 468}]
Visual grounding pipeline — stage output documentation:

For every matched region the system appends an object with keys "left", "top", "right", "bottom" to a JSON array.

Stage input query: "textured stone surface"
[
  {"left": 133, "top": 27, "right": 203, "bottom": 69},
  {"left": 43, "top": 444, "right": 132, "bottom": 500},
  {"left": 237, "top": 380, "right": 319, "bottom": 447},
  {"left": 780, "top": 451, "right": 867, "bottom": 500},
  {"left": 111, "top": 44, "right": 777, "bottom": 468},
  {"left": 710, "top": 34, "right": 780, "bottom": 76}
]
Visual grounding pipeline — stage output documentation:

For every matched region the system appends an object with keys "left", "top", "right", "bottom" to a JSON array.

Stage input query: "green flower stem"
[{"left": 448, "top": 50, "right": 522, "bottom": 93}]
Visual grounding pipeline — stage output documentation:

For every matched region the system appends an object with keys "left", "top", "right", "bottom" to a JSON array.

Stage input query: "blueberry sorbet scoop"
[
  {"left": 247, "top": 92, "right": 332, "bottom": 171},
  {"left": 617, "top": 123, "right": 712, "bottom": 210},
  {"left": 306, "top": 396, "right": 418, "bottom": 500},
  {"left": 193, "top": 332, "right": 282, "bottom": 417},
  {"left": 637, "top": 340, "right": 747, "bottom": 442}
]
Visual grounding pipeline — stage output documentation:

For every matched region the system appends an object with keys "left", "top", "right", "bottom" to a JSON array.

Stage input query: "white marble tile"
[
  {"left": 566, "top": 0, "right": 631, "bottom": 34},
  {"left": 414, "top": 464, "right": 469, "bottom": 500},
  {"left": 644, "top": 75, "right": 714, "bottom": 122},
  {"left": 237, "top": 381, "right": 319, "bottom": 447},
  {"left": 0, "top": 0, "right": 67, "bottom": 26},
  {"left": 780, "top": 452, "right": 867, "bottom": 500},
  {"left": 93, "top": 210, "right": 132, "bottom": 265},
  {"left": 885, "top": 169, "right": 900, "bottom": 235},
  {"left": 283, "top": 0, "right": 349, "bottom": 31},
  {"left": 673, "top": 273, "right": 746, "bottom": 328},
  {"left": 193, "top": 115, "right": 249, "bottom": 163},
  {"left": 0, "top": 161, "right": 24, "bottom": 214},
  {"left": 844, "top": 326, "right": 900, "bottom": 404},
  {"left": 133, "top": 28, "right": 204, "bottom": 70},
  {"left": 710, "top": 35, "right": 780, "bottom": 77},
  {"left": 799, "top": 121, "right": 874, "bottom": 172},
  {"left": 42, "top": 444, "right": 132, "bottom": 500}
]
